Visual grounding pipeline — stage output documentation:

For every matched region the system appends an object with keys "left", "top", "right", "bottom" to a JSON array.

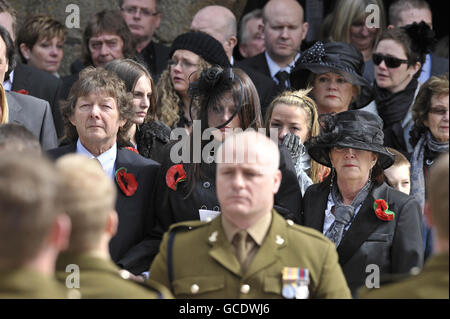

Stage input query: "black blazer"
[
  {"left": 12, "top": 64, "right": 64, "bottom": 138},
  {"left": 47, "top": 144, "right": 161, "bottom": 275},
  {"left": 238, "top": 52, "right": 271, "bottom": 79},
  {"left": 149, "top": 143, "right": 303, "bottom": 262},
  {"left": 139, "top": 41, "right": 170, "bottom": 82},
  {"left": 302, "top": 181, "right": 423, "bottom": 296}
]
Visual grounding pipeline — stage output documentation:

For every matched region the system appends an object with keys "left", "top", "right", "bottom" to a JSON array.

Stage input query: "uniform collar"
[{"left": 221, "top": 212, "right": 272, "bottom": 246}]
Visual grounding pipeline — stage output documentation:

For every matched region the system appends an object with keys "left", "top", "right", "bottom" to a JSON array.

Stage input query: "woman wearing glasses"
[
  {"left": 363, "top": 22, "right": 435, "bottom": 157},
  {"left": 156, "top": 31, "right": 230, "bottom": 132},
  {"left": 409, "top": 73, "right": 449, "bottom": 262}
]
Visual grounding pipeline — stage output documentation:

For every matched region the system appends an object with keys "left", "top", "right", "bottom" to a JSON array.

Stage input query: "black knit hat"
[
  {"left": 169, "top": 31, "right": 231, "bottom": 68},
  {"left": 306, "top": 110, "right": 395, "bottom": 169}
]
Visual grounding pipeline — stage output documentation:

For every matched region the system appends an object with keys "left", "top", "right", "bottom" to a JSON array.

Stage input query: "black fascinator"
[{"left": 402, "top": 21, "right": 436, "bottom": 55}]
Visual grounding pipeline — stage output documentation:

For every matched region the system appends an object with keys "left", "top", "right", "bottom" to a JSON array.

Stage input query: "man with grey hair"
[
  {"left": 149, "top": 131, "right": 350, "bottom": 299},
  {"left": 238, "top": 9, "right": 265, "bottom": 59},
  {"left": 191, "top": 5, "right": 277, "bottom": 116}
]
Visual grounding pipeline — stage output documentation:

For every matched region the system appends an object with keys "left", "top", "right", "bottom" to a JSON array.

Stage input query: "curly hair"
[
  {"left": 156, "top": 57, "right": 210, "bottom": 128},
  {"left": 60, "top": 67, "right": 135, "bottom": 146},
  {"left": 410, "top": 73, "right": 449, "bottom": 147},
  {"left": 264, "top": 88, "right": 324, "bottom": 183}
]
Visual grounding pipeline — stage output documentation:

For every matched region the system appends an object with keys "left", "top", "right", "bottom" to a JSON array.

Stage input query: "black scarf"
[{"left": 374, "top": 79, "right": 418, "bottom": 127}]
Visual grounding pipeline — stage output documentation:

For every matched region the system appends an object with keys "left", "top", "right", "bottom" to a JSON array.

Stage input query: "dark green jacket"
[
  {"left": 56, "top": 253, "right": 172, "bottom": 299},
  {"left": 150, "top": 210, "right": 351, "bottom": 299}
]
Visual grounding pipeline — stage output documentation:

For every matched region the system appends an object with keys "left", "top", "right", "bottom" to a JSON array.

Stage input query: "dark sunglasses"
[{"left": 373, "top": 53, "right": 409, "bottom": 68}]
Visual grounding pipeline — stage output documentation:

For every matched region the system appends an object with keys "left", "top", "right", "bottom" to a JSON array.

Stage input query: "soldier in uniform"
[
  {"left": 55, "top": 154, "right": 172, "bottom": 299},
  {"left": 149, "top": 131, "right": 351, "bottom": 298},
  {"left": 359, "top": 153, "right": 449, "bottom": 299},
  {"left": 0, "top": 151, "right": 72, "bottom": 298}
]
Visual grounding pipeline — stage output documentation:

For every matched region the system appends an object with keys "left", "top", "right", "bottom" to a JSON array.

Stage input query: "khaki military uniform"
[
  {"left": 55, "top": 253, "right": 172, "bottom": 299},
  {"left": 0, "top": 268, "right": 71, "bottom": 299},
  {"left": 149, "top": 210, "right": 351, "bottom": 299},
  {"left": 358, "top": 253, "right": 449, "bottom": 299}
]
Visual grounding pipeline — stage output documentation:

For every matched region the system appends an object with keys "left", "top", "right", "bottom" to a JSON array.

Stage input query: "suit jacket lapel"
[
  {"left": 337, "top": 183, "right": 388, "bottom": 266},
  {"left": 11, "top": 64, "right": 31, "bottom": 92},
  {"left": 305, "top": 184, "right": 328, "bottom": 232}
]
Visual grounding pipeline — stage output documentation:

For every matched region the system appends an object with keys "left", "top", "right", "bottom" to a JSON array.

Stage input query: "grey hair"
[{"left": 238, "top": 8, "right": 263, "bottom": 45}]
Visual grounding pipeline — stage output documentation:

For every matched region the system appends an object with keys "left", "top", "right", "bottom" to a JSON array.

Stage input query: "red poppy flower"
[
  {"left": 124, "top": 146, "right": 139, "bottom": 155},
  {"left": 166, "top": 164, "right": 187, "bottom": 191},
  {"left": 115, "top": 167, "right": 138, "bottom": 197},
  {"left": 15, "top": 89, "right": 29, "bottom": 95},
  {"left": 373, "top": 199, "right": 395, "bottom": 221}
]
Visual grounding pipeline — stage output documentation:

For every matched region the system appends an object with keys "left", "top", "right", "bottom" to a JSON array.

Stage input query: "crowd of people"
[{"left": 0, "top": 0, "right": 448, "bottom": 300}]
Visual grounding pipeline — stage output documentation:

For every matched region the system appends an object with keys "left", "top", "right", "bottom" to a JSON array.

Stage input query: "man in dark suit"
[
  {"left": 238, "top": 0, "right": 309, "bottom": 94},
  {"left": 119, "top": 0, "right": 169, "bottom": 82},
  {"left": 0, "top": 26, "right": 57, "bottom": 150},
  {"left": 364, "top": 0, "right": 449, "bottom": 85},
  {"left": 190, "top": 5, "right": 278, "bottom": 117},
  {"left": 0, "top": 2, "right": 64, "bottom": 137},
  {"left": 48, "top": 67, "right": 161, "bottom": 276}
]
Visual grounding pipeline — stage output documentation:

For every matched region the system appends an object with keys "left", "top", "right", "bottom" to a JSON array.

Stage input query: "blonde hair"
[
  {"left": 264, "top": 89, "right": 324, "bottom": 183},
  {"left": 323, "top": 0, "right": 386, "bottom": 46},
  {"left": 0, "top": 85, "right": 8, "bottom": 124},
  {"left": 0, "top": 152, "right": 62, "bottom": 268},
  {"left": 56, "top": 154, "right": 116, "bottom": 253},
  {"left": 157, "top": 57, "right": 211, "bottom": 128}
]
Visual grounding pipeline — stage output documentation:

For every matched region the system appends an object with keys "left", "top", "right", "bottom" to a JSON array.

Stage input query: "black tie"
[{"left": 275, "top": 71, "right": 289, "bottom": 92}]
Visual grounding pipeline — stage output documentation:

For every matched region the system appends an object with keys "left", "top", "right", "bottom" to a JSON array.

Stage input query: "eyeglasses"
[
  {"left": 429, "top": 108, "right": 449, "bottom": 116},
  {"left": 372, "top": 53, "right": 409, "bottom": 68},
  {"left": 168, "top": 59, "right": 198, "bottom": 70},
  {"left": 121, "top": 6, "right": 159, "bottom": 17}
]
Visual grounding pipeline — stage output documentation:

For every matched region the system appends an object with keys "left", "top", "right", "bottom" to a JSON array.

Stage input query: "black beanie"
[{"left": 169, "top": 31, "right": 231, "bottom": 68}]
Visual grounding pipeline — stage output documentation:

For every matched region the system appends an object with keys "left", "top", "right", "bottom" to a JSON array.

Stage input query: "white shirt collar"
[
  {"left": 230, "top": 56, "right": 235, "bottom": 66},
  {"left": 418, "top": 53, "right": 432, "bottom": 84},
  {"left": 2, "top": 70, "right": 14, "bottom": 91},
  {"left": 265, "top": 51, "right": 300, "bottom": 81},
  {"left": 76, "top": 139, "right": 117, "bottom": 179}
]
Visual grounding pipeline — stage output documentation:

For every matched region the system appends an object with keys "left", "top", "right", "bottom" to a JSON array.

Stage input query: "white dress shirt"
[{"left": 76, "top": 138, "right": 117, "bottom": 179}]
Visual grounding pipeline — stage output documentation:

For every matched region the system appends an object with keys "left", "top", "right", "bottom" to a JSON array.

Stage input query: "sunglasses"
[{"left": 373, "top": 53, "right": 409, "bottom": 68}]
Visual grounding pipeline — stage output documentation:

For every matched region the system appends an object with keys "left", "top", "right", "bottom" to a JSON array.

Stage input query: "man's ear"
[
  {"left": 387, "top": 24, "right": 395, "bottom": 30},
  {"left": 226, "top": 36, "right": 238, "bottom": 52},
  {"left": 119, "top": 117, "right": 127, "bottom": 128},
  {"left": 273, "top": 169, "right": 282, "bottom": 194},
  {"left": 106, "top": 210, "right": 119, "bottom": 238},
  {"left": 47, "top": 213, "right": 72, "bottom": 253},
  {"left": 301, "top": 22, "right": 309, "bottom": 41}
]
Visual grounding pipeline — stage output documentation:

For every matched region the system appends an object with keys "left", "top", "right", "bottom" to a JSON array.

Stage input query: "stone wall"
[{"left": 9, "top": 0, "right": 247, "bottom": 76}]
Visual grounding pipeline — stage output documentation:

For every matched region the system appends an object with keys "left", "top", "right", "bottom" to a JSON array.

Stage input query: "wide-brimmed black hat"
[
  {"left": 290, "top": 41, "right": 372, "bottom": 108},
  {"left": 305, "top": 110, "right": 395, "bottom": 169},
  {"left": 170, "top": 31, "right": 231, "bottom": 68}
]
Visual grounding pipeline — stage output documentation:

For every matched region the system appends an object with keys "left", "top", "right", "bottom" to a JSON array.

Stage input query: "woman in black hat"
[
  {"left": 290, "top": 41, "right": 372, "bottom": 115},
  {"left": 156, "top": 31, "right": 231, "bottom": 132},
  {"left": 302, "top": 110, "right": 423, "bottom": 296},
  {"left": 148, "top": 66, "right": 303, "bottom": 265}
]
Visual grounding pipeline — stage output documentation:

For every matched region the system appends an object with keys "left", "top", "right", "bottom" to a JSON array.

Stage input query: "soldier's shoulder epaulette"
[
  {"left": 168, "top": 219, "right": 211, "bottom": 233},
  {"left": 284, "top": 219, "right": 333, "bottom": 243}
]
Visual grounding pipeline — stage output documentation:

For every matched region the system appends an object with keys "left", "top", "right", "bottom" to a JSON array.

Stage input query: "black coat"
[
  {"left": 47, "top": 144, "right": 161, "bottom": 275},
  {"left": 12, "top": 64, "right": 64, "bottom": 138},
  {"left": 302, "top": 181, "right": 424, "bottom": 296},
  {"left": 139, "top": 41, "right": 170, "bottom": 83},
  {"left": 149, "top": 143, "right": 303, "bottom": 262}
]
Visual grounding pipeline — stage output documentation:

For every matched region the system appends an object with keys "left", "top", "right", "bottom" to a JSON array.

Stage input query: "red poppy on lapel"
[
  {"left": 373, "top": 199, "right": 395, "bottom": 221},
  {"left": 115, "top": 167, "right": 138, "bottom": 196},
  {"left": 124, "top": 146, "right": 139, "bottom": 155},
  {"left": 166, "top": 164, "right": 187, "bottom": 191},
  {"left": 14, "top": 89, "right": 29, "bottom": 95}
]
